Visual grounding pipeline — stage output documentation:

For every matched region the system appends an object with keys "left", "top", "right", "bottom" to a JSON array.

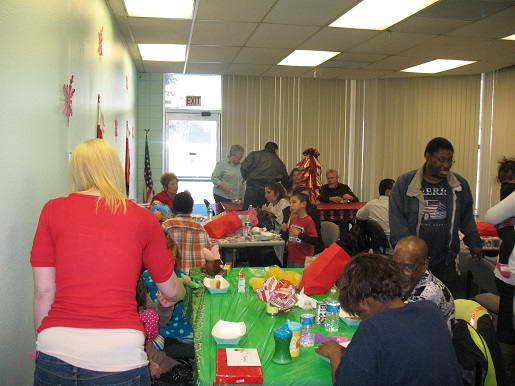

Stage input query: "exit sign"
[{"left": 186, "top": 96, "right": 201, "bottom": 106}]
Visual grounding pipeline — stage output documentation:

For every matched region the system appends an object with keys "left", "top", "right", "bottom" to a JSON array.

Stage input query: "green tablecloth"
[{"left": 188, "top": 267, "right": 358, "bottom": 385}]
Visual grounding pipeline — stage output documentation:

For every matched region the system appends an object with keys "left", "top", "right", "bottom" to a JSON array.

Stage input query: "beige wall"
[{"left": 0, "top": 0, "right": 137, "bottom": 382}]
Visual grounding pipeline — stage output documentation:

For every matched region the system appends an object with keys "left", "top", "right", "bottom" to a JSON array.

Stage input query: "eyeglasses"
[
  {"left": 431, "top": 155, "right": 455, "bottom": 165},
  {"left": 399, "top": 259, "right": 427, "bottom": 275}
]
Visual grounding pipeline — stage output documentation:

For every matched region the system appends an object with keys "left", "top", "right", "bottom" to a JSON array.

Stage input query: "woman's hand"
[
  {"left": 149, "top": 360, "right": 163, "bottom": 379},
  {"left": 280, "top": 223, "right": 289, "bottom": 232},
  {"left": 156, "top": 291, "right": 177, "bottom": 308}
]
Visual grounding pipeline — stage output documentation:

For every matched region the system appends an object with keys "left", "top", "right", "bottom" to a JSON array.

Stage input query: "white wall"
[{"left": 0, "top": 0, "right": 137, "bottom": 382}]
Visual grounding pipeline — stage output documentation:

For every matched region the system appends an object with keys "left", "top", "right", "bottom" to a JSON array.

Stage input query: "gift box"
[{"left": 215, "top": 348, "right": 263, "bottom": 385}]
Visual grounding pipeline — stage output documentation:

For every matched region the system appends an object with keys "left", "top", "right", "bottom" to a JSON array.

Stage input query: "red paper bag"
[
  {"left": 300, "top": 243, "right": 350, "bottom": 295},
  {"left": 204, "top": 211, "right": 242, "bottom": 239}
]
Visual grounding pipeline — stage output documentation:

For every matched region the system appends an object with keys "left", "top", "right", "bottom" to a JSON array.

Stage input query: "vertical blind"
[{"left": 222, "top": 74, "right": 483, "bottom": 204}]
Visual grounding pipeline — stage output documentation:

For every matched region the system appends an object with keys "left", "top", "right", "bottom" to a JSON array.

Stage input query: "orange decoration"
[{"left": 296, "top": 148, "right": 322, "bottom": 201}]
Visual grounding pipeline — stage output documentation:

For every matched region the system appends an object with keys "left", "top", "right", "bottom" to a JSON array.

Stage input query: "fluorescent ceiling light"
[
  {"left": 278, "top": 50, "right": 340, "bottom": 67},
  {"left": 401, "top": 59, "right": 475, "bottom": 73},
  {"left": 330, "top": 0, "right": 438, "bottom": 30},
  {"left": 501, "top": 34, "right": 515, "bottom": 41},
  {"left": 138, "top": 44, "right": 186, "bottom": 62},
  {"left": 124, "top": 0, "right": 193, "bottom": 19}
]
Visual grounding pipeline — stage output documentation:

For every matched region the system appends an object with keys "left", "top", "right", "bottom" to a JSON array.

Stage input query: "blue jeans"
[{"left": 34, "top": 352, "right": 150, "bottom": 386}]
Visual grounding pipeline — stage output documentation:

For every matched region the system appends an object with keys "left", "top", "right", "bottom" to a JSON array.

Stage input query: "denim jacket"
[{"left": 389, "top": 165, "right": 481, "bottom": 264}]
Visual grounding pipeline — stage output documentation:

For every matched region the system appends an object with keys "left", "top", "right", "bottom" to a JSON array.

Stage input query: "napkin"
[{"left": 295, "top": 288, "right": 317, "bottom": 309}]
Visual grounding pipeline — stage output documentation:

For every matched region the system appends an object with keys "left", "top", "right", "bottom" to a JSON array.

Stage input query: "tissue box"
[{"left": 215, "top": 348, "right": 263, "bottom": 385}]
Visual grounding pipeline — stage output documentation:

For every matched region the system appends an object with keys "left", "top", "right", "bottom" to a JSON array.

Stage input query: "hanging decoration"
[
  {"left": 114, "top": 117, "right": 118, "bottom": 140},
  {"left": 63, "top": 75, "right": 75, "bottom": 126},
  {"left": 125, "top": 124, "right": 131, "bottom": 196},
  {"left": 96, "top": 94, "right": 105, "bottom": 138},
  {"left": 143, "top": 129, "right": 155, "bottom": 203},
  {"left": 296, "top": 148, "right": 322, "bottom": 201},
  {"left": 126, "top": 75, "right": 129, "bottom": 94},
  {"left": 98, "top": 26, "right": 104, "bottom": 57}
]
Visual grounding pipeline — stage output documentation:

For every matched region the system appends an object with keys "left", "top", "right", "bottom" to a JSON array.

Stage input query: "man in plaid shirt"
[{"left": 163, "top": 192, "right": 212, "bottom": 274}]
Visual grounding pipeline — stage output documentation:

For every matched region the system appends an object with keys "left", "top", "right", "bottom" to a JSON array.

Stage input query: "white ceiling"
[{"left": 106, "top": 0, "right": 515, "bottom": 79}]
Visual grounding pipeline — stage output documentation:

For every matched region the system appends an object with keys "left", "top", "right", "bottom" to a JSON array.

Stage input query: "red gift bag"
[
  {"left": 300, "top": 243, "right": 351, "bottom": 295},
  {"left": 204, "top": 211, "right": 242, "bottom": 239}
]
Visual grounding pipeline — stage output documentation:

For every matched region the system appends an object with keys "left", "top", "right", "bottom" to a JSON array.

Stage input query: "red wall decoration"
[{"left": 63, "top": 75, "right": 75, "bottom": 126}]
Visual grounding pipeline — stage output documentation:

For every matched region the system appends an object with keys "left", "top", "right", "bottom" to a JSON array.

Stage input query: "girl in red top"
[{"left": 31, "top": 139, "right": 185, "bottom": 385}]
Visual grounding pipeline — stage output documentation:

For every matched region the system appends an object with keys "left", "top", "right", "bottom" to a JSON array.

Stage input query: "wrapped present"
[{"left": 215, "top": 348, "right": 263, "bottom": 385}]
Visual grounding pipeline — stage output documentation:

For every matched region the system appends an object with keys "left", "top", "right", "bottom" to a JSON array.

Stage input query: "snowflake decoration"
[
  {"left": 63, "top": 75, "right": 75, "bottom": 126},
  {"left": 98, "top": 26, "right": 104, "bottom": 57}
]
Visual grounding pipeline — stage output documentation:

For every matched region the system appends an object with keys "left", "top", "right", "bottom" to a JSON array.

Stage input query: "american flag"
[{"left": 143, "top": 131, "right": 154, "bottom": 203}]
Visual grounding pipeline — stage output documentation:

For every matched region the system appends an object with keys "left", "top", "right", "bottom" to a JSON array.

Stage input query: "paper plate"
[
  {"left": 339, "top": 309, "right": 361, "bottom": 326},
  {"left": 211, "top": 320, "right": 246, "bottom": 345},
  {"left": 204, "top": 277, "right": 230, "bottom": 294}
]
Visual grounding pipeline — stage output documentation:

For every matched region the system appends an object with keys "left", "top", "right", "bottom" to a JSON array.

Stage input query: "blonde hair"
[{"left": 69, "top": 139, "right": 127, "bottom": 214}]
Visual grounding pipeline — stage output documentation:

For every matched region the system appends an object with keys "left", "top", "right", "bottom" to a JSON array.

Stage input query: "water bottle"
[
  {"left": 207, "top": 205, "right": 214, "bottom": 221},
  {"left": 300, "top": 313, "right": 315, "bottom": 347},
  {"left": 325, "top": 299, "right": 340, "bottom": 333}
]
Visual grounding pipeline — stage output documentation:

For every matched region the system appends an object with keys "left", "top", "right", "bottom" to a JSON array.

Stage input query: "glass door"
[{"left": 164, "top": 111, "right": 221, "bottom": 214}]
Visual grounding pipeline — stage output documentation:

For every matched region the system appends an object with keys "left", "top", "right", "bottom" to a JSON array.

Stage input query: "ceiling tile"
[
  {"left": 234, "top": 47, "right": 293, "bottom": 65},
  {"left": 262, "top": 65, "right": 313, "bottom": 77},
  {"left": 185, "top": 62, "right": 230, "bottom": 74},
  {"left": 141, "top": 61, "right": 185, "bottom": 73},
  {"left": 224, "top": 63, "right": 273, "bottom": 76},
  {"left": 416, "top": 0, "right": 515, "bottom": 21},
  {"left": 188, "top": 45, "right": 241, "bottom": 63},
  {"left": 129, "top": 18, "right": 191, "bottom": 44},
  {"left": 349, "top": 31, "right": 436, "bottom": 55},
  {"left": 196, "top": 0, "right": 276, "bottom": 22},
  {"left": 264, "top": 0, "right": 359, "bottom": 26},
  {"left": 191, "top": 20, "right": 258, "bottom": 46},
  {"left": 391, "top": 17, "right": 471, "bottom": 34},
  {"left": 399, "top": 35, "right": 492, "bottom": 58},
  {"left": 299, "top": 27, "right": 380, "bottom": 52},
  {"left": 246, "top": 23, "right": 321, "bottom": 49},
  {"left": 446, "top": 5, "right": 515, "bottom": 38},
  {"left": 364, "top": 56, "right": 427, "bottom": 71}
]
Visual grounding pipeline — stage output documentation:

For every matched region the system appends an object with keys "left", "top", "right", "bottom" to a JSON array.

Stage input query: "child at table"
[
  {"left": 494, "top": 157, "right": 515, "bottom": 278},
  {"left": 280, "top": 193, "right": 318, "bottom": 268}
]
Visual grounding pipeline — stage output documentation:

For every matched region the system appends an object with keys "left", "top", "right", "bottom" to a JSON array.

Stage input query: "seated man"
[
  {"left": 315, "top": 253, "right": 461, "bottom": 385},
  {"left": 163, "top": 192, "right": 212, "bottom": 274},
  {"left": 319, "top": 169, "right": 359, "bottom": 203},
  {"left": 356, "top": 178, "right": 395, "bottom": 239},
  {"left": 393, "top": 235, "right": 455, "bottom": 333}
]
